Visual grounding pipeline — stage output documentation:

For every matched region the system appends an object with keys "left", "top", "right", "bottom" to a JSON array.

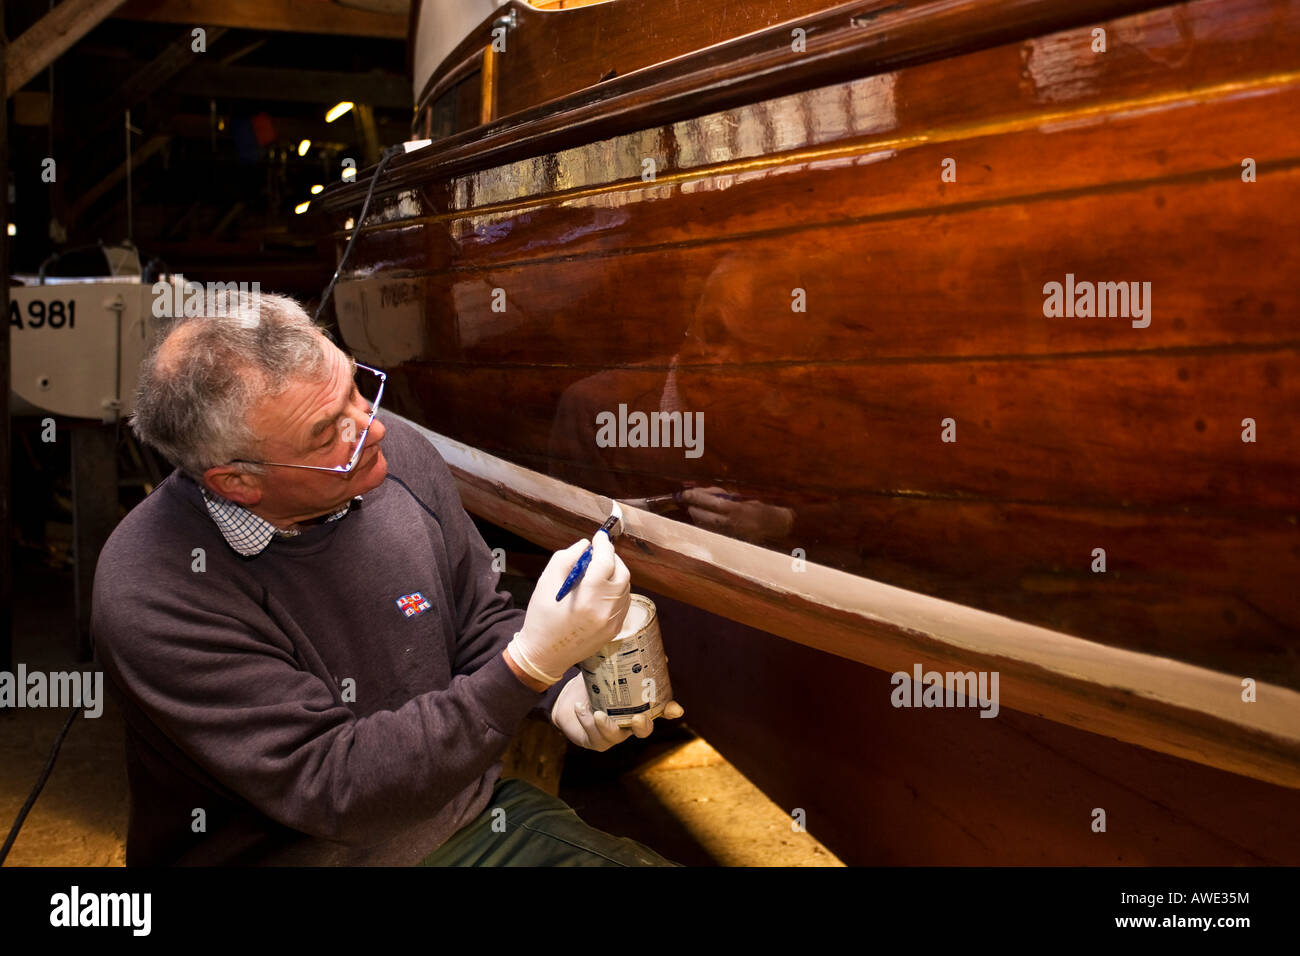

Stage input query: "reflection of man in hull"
[{"left": 549, "top": 252, "right": 817, "bottom": 550}]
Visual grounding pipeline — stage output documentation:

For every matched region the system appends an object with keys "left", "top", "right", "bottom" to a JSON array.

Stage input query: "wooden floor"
[{"left": 1, "top": 547, "right": 128, "bottom": 867}]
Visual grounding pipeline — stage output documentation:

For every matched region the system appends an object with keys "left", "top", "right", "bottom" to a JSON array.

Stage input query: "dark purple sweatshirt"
[{"left": 93, "top": 411, "right": 569, "bottom": 865}]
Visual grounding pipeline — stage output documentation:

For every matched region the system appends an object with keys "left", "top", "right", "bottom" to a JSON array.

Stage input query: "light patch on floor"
[{"left": 625, "top": 738, "right": 844, "bottom": 866}]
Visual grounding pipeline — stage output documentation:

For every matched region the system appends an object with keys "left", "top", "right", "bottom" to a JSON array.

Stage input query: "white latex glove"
[
  {"left": 506, "top": 534, "right": 631, "bottom": 685},
  {"left": 550, "top": 674, "right": 687, "bottom": 751}
]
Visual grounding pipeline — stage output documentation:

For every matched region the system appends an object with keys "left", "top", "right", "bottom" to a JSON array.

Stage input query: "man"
[{"left": 92, "top": 292, "right": 682, "bottom": 865}]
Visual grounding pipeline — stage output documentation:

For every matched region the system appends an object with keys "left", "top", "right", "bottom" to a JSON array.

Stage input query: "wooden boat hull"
[
  {"left": 318, "top": 0, "right": 1300, "bottom": 862},
  {"left": 400, "top": 422, "right": 1300, "bottom": 864}
]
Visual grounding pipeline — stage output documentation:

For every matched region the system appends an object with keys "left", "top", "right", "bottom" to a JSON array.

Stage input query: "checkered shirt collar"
[{"left": 200, "top": 486, "right": 360, "bottom": 557}]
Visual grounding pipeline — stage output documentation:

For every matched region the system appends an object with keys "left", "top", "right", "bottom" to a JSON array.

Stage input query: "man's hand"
[
  {"left": 550, "top": 675, "right": 685, "bottom": 752},
  {"left": 679, "top": 487, "right": 795, "bottom": 545},
  {"left": 506, "top": 534, "right": 631, "bottom": 686}
]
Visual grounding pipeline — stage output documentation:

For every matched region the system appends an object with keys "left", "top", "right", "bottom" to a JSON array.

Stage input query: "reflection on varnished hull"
[{"left": 320, "top": 0, "right": 1300, "bottom": 861}]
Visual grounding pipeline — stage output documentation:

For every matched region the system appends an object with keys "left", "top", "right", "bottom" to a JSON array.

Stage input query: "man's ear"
[{"left": 203, "top": 465, "right": 264, "bottom": 507}]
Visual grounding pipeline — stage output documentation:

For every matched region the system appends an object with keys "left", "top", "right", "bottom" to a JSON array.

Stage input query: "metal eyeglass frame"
[{"left": 229, "top": 362, "right": 386, "bottom": 473}]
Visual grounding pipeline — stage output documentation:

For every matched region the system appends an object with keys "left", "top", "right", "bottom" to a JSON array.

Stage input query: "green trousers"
[{"left": 418, "top": 777, "right": 681, "bottom": 867}]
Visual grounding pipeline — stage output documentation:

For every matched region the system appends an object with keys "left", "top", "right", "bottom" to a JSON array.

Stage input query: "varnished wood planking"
[
  {"left": 378, "top": 358, "right": 1298, "bottom": 511},
  {"left": 338, "top": 85, "right": 1300, "bottom": 368},
  {"left": 405, "top": 9, "right": 1300, "bottom": 240},
  {"left": 324, "top": 0, "right": 1299, "bottom": 223},
  {"left": 321, "top": 0, "right": 1198, "bottom": 214},
  {"left": 339, "top": 166, "right": 1300, "bottom": 365},
  {"left": 813, "top": 501, "right": 1300, "bottom": 686},
  {"left": 414, "top": 89, "right": 1300, "bottom": 276}
]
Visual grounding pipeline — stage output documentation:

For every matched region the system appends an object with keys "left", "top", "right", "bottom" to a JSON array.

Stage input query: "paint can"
[{"left": 580, "top": 594, "right": 673, "bottom": 728}]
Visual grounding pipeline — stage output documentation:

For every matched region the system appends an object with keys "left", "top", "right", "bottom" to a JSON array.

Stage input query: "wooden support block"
[{"left": 72, "top": 425, "right": 118, "bottom": 662}]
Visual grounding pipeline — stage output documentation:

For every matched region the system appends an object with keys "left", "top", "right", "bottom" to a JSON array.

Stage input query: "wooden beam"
[
  {"left": 211, "top": 200, "right": 247, "bottom": 237},
  {"left": 72, "top": 426, "right": 119, "bottom": 661},
  {"left": 172, "top": 63, "right": 411, "bottom": 109},
  {"left": 160, "top": 199, "right": 203, "bottom": 241},
  {"left": 217, "top": 37, "right": 265, "bottom": 66},
  {"left": 67, "top": 133, "right": 170, "bottom": 223},
  {"left": 394, "top": 417, "right": 1300, "bottom": 790},
  {"left": 113, "top": 27, "right": 229, "bottom": 108},
  {"left": 6, "top": 0, "right": 128, "bottom": 95},
  {"left": 114, "top": 0, "right": 407, "bottom": 38},
  {"left": 73, "top": 27, "right": 229, "bottom": 153}
]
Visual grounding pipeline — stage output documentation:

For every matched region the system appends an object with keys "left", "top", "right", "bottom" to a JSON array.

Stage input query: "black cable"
[
  {"left": 314, "top": 144, "right": 404, "bottom": 326},
  {"left": 37, "top": 240, "right": 105, "bottom": 284},
  {"left": 0, "top": 704, "right": 82, "bottom": 866}
]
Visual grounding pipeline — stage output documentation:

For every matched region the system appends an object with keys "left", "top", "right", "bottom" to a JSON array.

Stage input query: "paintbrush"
[
  {"left": 554, "top": 502, "right": 624, "bottom": 601},
  {"left": 620, "top": 489, "right": 752, "bottom": 512}
]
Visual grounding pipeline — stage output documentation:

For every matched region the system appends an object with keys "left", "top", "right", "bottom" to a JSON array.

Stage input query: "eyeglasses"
[{"left": 229, "top": 361, "right": 386, "bottom": 473}]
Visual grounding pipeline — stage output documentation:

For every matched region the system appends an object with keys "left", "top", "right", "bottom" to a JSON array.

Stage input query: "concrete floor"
[{"left": 2, "top": 544, "right": 841, "bottom": 867}]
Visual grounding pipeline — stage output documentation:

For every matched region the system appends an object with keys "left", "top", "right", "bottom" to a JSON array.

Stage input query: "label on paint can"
[{"left": 580, "top": 594, "right": 673, "bottom": 728}]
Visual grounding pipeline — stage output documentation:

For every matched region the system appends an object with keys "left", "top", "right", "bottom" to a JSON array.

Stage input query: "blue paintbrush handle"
[
  {"left": 555, "top": 545, "right": 594, "bottom": 601},
  {"left": 554, "top": 511, "right": 622, "bottom": 601}
]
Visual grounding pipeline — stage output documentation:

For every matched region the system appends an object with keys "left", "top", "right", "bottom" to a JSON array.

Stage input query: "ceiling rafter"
[
  {"left": 113, "top": 0, "right": 407, "bottom": 39},
  {"left": 6, "top": 0, "right": 129, "bottom": 96}
]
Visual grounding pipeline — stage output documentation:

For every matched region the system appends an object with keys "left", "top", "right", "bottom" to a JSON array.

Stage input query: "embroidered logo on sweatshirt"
[{"left": 396, "top": 592, "right": 431, "bottom": 618}]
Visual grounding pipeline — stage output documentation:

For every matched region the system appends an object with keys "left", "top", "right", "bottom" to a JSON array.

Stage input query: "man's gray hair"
[{"left": 131, "top": 292, "right": 332, "bottom": 480}]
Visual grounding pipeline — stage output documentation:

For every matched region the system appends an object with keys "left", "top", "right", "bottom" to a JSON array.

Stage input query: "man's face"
[
  {"left": 682, "top": 259, "right": 760, "bottom": 364},
  {"left": 242, "top": 340, "right": 388, "bottom": 521}
]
